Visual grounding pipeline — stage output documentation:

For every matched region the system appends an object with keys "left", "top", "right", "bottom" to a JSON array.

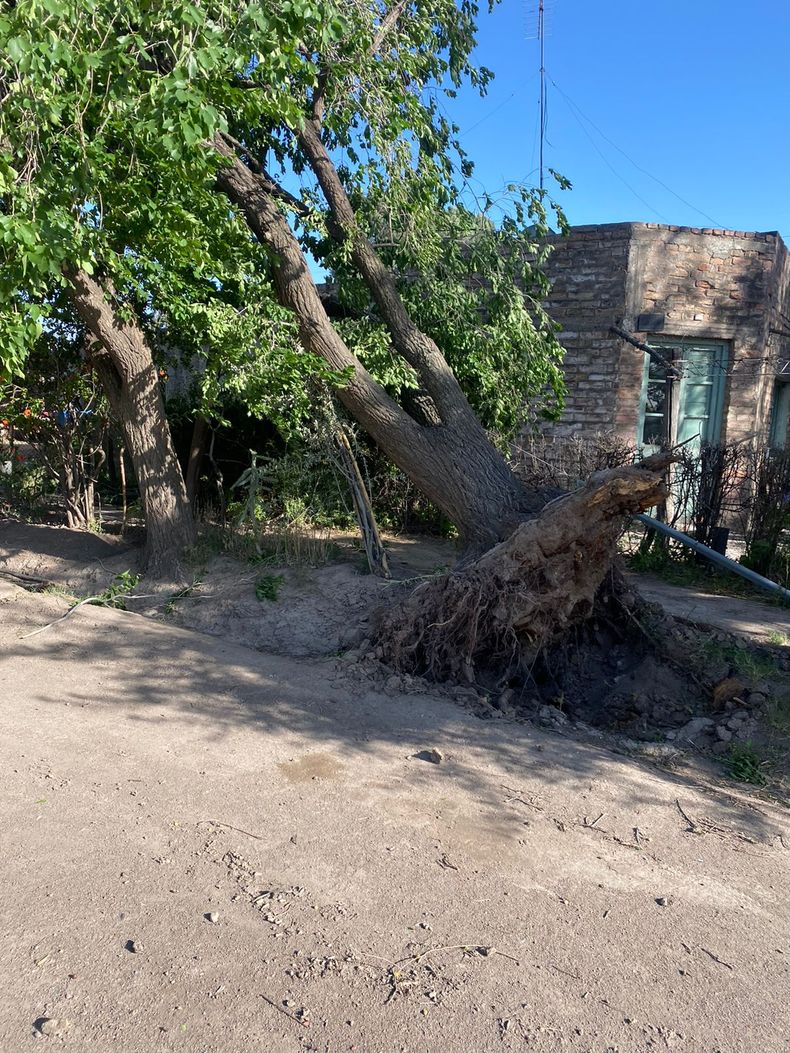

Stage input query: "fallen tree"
[
  {"left": 1, "top": 0, "right": 672, "bottom": 677},
  {"left": 376, "top": 455, "right": 671, "bottom": 681}
]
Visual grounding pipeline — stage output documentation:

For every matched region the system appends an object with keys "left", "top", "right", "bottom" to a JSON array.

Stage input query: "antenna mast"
[{"left": 538, "top": 0, "right": 545, "bottom": 191}]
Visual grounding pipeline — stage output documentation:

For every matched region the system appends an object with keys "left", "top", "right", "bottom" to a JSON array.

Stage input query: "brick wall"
[
  {"left": 543, "top": 222, "right": 790, "bottom": 445},
  {"left": 541, "top": 224, "right": 631, "bottom": 436}
]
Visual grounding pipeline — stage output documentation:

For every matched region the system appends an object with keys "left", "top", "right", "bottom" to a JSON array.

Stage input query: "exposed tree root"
[{"left": 376, "top": 455, "right": 672, "bottom": 682}]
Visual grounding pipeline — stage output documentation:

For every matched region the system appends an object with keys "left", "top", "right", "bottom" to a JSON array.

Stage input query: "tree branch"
[
  {"left": 217, "top": 131, "right": 311, "bottom": 218},
  {"left": 294, "top": 117, "right": 483, "bottom": 427},
  {"left": 210, "top": 134, "right": 432, "bottom": 461},
  {"left": 372, "top": 0, "right": 408, "bottom": 55}
]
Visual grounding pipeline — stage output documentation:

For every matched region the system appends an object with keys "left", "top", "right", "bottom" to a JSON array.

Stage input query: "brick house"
[{"left": 542, "top": 222, "right": 790, "bottom": 450}]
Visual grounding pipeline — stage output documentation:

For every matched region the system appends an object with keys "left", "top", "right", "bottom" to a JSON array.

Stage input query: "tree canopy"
[{"left": 1, "top": 0, "right": 568, "bottom": 439}]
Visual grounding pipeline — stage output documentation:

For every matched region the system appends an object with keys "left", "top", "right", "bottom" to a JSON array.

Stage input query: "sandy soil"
[{"left": 2, "top": 564, "right": 789, "bottom": 1052}]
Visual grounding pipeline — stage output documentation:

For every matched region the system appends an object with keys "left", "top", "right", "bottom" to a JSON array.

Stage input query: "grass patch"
[
  {"left": 765, "top": 694, "right": 790, "bottom": 735},
  {"left": 255, "top": 573, "right": 284, "bottom": 602},
  {"left": 723, "top": 742, "right": 769, "bottom": 787},
  {"left": 694, "top": 636, "right": 779, "bottom": 685}
]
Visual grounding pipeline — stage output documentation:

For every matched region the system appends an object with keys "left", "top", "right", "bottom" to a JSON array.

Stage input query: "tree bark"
[
  {"left": 212, "top": 136, "right": 544, "bottom": 554},
  {"left": 67, "top": 269, "right": 195, "bottom": 577},
  {"left": 185, "top": 414, "right": 210, "bottom": 507},
  {"left": 376, "top": 455, "right": 673, "bottom": 681}
]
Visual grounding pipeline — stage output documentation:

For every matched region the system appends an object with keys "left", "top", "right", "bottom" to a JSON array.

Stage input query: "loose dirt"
[{"left": 1, "top": 522, "right": 789, "bottom": 1051}]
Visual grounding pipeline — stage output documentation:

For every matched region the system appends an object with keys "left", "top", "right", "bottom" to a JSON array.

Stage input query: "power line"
[
  {"left": 538, "top": 0, "right": 546, "bottom": 191},
  {"left": 551, "top": 80, "right": 673, "bottom": 222},
  {"left": 548, "top": 74, "right": 725, "bottom": 228}
]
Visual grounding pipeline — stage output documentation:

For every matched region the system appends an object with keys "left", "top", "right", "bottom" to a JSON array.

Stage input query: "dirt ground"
[{"left": 1, "top": 523, "right": 789, "bottom": 1052}]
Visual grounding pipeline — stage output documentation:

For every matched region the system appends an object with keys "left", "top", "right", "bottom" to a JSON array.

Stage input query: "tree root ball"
[{"left": 376, "top": 457, "right": 672, "bottom": 682}]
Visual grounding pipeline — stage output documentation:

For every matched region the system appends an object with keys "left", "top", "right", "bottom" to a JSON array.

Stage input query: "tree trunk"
[
  {"left": 209, "top": 135, "right": 682, "bottom": 682},
  {"left": 376, "top": 455, "right": 673, "bottom": 681},
  {"left": 212, "top": 137, "right": 545, "bottom": 554},
  {"left": 185, "top": 414, "right": 210, "bottom": 508},
  {"left": 67, "top": 268, "right": 195, "bottom": 577}
]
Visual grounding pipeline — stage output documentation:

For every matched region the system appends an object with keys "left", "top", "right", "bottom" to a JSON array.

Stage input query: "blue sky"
[{"left": 449, "top": 0, "right": 790, "bottom": 238}]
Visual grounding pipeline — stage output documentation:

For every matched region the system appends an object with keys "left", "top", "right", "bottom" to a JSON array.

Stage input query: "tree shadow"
[{"left": 5, "top": 594, "right": 786, "bottom": 853}]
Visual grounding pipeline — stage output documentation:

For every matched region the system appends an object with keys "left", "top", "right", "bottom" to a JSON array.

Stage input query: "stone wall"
[{"left": 543, "top": 222, "right": 790, "bottom": 445}]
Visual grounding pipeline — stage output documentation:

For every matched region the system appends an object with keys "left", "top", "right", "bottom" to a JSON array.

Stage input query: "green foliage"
[
  {"left": 255, "top": 573, "right": 283, "bottom": 602},
  {"left": 695, "top": 636, "right": 779, "bottom": 685},
  {"left": 332, "top": 193, "right": 568, "bottom": 438},
  {"left": 1, "top": 299, "right": 110, "bottom": 519},
  {"left": 723, "top": 742, "right": 768, "bottom": 787},
  {"left": 1, "top": 0, "right": 570, "bottom": 479},
  {"left": 88, "top": 569, "right": 140, "bottom": 609}
]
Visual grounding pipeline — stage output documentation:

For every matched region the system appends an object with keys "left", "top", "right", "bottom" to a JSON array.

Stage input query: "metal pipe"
[{"left": 634, "top": 513, "right": 790, "bottom": 605}]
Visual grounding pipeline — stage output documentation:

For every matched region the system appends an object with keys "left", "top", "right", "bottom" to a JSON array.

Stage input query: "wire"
[
  {"left": 463, "top": 92, "right": 517, "bottom": 135},
  {"left": 544, "top": 76, "right": 672, "bottom": 221},
  {"left": 548, "top": 74, "right": 725, "bottom": 228}
]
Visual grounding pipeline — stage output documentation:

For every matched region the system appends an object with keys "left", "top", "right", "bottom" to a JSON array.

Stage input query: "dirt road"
[{"left": 1, "top": 581, "right": 788, "bottom": 1052}]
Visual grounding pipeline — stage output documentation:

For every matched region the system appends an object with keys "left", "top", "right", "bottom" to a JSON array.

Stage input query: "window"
[{"left": 638, "top": 339, "right": 728, "bottom": 450}]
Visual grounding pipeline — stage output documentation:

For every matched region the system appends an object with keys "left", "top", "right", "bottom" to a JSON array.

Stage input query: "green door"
[
  {"left": 639, "top": 339, "right": 728, "bottom": 450},
  {"left": 769, "top": 381, "right": 790, "bottom": 448}
]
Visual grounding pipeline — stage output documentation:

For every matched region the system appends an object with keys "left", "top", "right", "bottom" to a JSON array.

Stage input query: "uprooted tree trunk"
[
  {"left": 376, "top": 455, "right": 671, "bottom": 681},
  {"left": 213, "top": 134, "right": 548, "bottom": 559},
  {"left": 68, "top": 268, "right": 196, "bottom": 577},
  {"left": 212, "top": 130, "right": 669, "bottom": 678}
]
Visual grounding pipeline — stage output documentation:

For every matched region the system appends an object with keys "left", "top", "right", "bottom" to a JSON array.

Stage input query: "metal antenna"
[{"left": 538, "top": 0, "right": 545, "bottom": 191}]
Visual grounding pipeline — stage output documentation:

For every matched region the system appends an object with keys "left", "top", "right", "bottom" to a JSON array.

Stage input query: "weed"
[
  {"left": 42, "top": 583, "right": 79, "bottom": 603},
  {"left": 164, "top": 576, "right": 203, "bottom": 616},
  {"left": 694, "top": 636, "right": 779, "bottom": 684},
  {"left": 723, "top": 742, "right": 769, "bottom": 786},
  {"left": 255, "top": 573, "right": 284, "bottom": 602},
  {"left": 88, "top": 570, "right": 140, "bottom": 610},
  {"left": 768, "top": 630, "right": 789, "bottom": 646},
  {"left": 765, "top": 694, "right": 790, "bottom": 735}
]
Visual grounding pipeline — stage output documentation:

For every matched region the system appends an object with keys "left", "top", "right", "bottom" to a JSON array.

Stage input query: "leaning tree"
[{"left": 0, "top": 0, "right": 668, "bottom": 675}]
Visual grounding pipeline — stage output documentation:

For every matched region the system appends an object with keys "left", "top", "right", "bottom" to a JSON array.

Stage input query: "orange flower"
[{"left": 22, "top": 407, "right": 32, "bottom": 418}]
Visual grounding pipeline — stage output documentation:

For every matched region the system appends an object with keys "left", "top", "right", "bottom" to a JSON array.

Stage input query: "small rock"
[
  {"left": 677, "top": 716, "right": 715, "bottom": 743},
  {"left": 747, "top": 691, "right": 768, "bottom": 707},
  {"left": 385, "top": 674, "right": 403, "bottom": 692},
  {"left": 453, "top": 686, "right": 479, "bottom": 703},
  {"left": 205, "top": 912, "right": 219, "bottom": 924},
  {"left": 539, "top": 705, "right": 569, "bottom": 726},
  {"left": 35, "top": 1018, "right": 72, "bottom": 1037},
  {"left": 655, "top": 896, "right": 669, "bottom": 907},
  {"left": 413, "top": 748, "right": 443, "bottom": 765},
  {"left": 716, "top": 725, "right": 732, "bottom": 742},
  {"left": 125, "top": 939, "right": 138, "bottom": 953},
  {"left": 712, "top": 741, "right": 730, "bottom": 756}
]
